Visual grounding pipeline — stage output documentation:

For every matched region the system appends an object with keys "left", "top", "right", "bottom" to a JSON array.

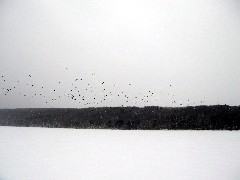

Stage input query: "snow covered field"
[{"left": 0, "top": 127, "right": 240, "bottom": 180}]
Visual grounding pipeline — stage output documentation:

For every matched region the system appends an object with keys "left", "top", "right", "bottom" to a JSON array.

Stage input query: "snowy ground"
[{"left": 0, "top": 127, "right": 240, "bottom": 180}]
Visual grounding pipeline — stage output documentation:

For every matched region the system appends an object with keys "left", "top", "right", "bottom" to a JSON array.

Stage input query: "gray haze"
[{"left": 0, "top": 0, "right": 240, "bottom": 108}]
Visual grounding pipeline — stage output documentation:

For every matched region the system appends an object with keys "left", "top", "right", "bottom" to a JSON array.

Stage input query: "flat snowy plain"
[{"left": 0, "top": 127, "right": 240, "bottom": 180}]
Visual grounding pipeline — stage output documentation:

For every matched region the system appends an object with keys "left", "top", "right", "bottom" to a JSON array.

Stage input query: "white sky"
[{"left": 0, "top": 0, "right": 240, "bottom": 108}]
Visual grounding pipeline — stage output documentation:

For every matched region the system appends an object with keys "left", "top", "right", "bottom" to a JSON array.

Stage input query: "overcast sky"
[{"left": 0, "top": 0, "right": 240, "bottom": 108}]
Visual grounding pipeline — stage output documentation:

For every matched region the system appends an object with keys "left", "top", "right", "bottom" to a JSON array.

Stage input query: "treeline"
[{"left": 0, "top": 105, "right": 239, "bottom": 130}]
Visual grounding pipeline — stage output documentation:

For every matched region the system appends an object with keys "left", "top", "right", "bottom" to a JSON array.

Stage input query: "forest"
[{"left": 0, "top": 105, "right": 239, "bottom": 130}]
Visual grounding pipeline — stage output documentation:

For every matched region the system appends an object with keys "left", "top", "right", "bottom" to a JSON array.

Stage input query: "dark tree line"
[{"left": 0, "top": 105, "right": 239, "bottom": 130}]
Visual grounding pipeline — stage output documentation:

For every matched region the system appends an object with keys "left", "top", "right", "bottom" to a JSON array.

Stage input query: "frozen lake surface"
[{"left": 0, "top": 127, "right": 240, "bottom": 180}]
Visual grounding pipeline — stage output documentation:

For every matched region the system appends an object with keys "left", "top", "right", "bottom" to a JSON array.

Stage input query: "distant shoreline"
[{"left": 0, "top": 105, "right": 239, "bottom": 130}]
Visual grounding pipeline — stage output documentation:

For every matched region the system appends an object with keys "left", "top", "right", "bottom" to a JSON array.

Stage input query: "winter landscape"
[
  {"left": 1, "top": 0, "right": 240, "bottom": 179},
  {"left": 0, "top": 126, "right": 240, "bottom": 180}
]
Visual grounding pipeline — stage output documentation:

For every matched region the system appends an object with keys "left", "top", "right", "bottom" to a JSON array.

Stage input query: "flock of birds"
[{"left": 0, "top": 68, "right": 206, "bottom": 108}]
